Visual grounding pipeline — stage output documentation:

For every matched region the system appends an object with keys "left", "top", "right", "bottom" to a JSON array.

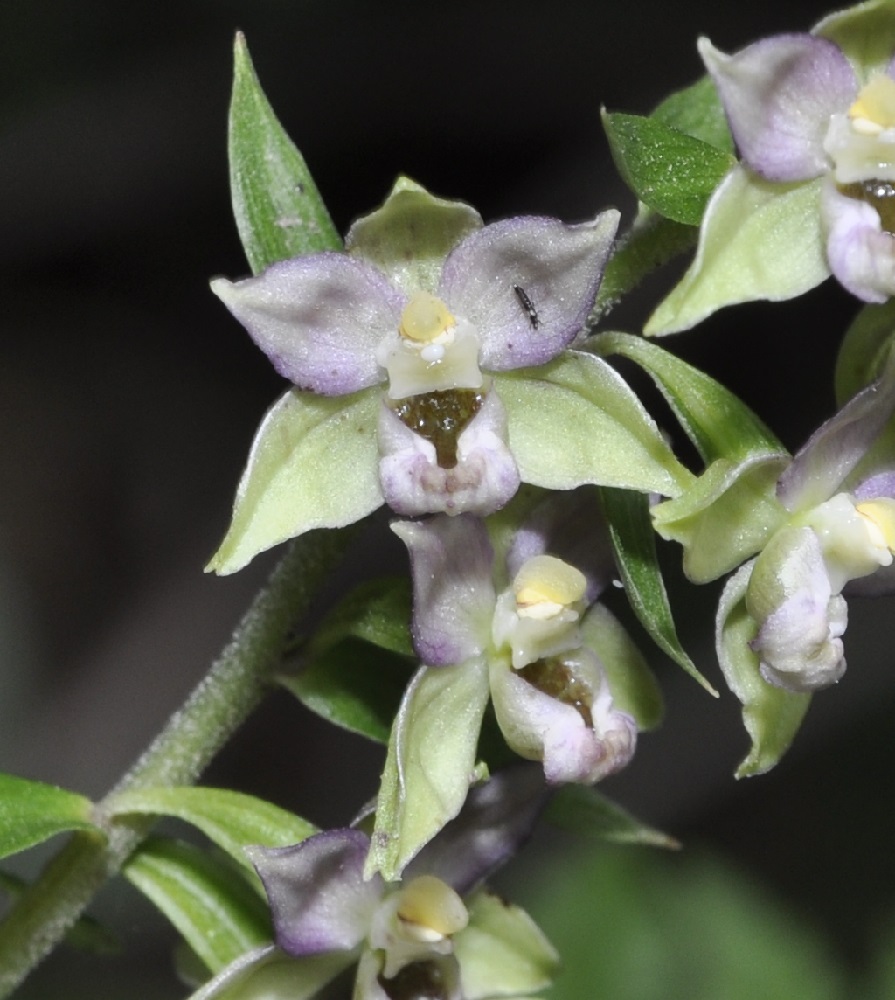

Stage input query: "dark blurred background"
[{"left": 3, "top": 0, "right": 894, "bottom": 996}]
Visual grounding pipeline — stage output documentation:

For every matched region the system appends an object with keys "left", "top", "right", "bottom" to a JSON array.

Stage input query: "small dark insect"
[{"left": 513, "top": 284, "right": 539, "bottom": 329}]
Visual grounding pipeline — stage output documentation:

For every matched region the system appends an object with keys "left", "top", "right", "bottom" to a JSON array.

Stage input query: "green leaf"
[
  {"left": 124, "top": 837, "right": 271, "bottom": 975},
  {"left": 107, "top": 787, "right": 315, "bottom": 875},
  {"left": 496, "top": 352, "right": 694, "bottom": 499},
  {"left": 651, "top": 75, "right": 733, "bottom": 152},
  {"left": 0, "top": 773, "right": 100, "bottom": 860},
  {"left": 345, "top": 176, "right": 482, "bottom": 296},
  {"left": 279, "top": 639, "right": 416, "bottom": 743},
  {"left": 365, "top": 660, "right": 491, "bottom": 882},
  {"left": 579, "top": 603, "right": 663, "bottom": 731},
  {"left": 834, "top": 300, "right": 895, "bottom": 407},
  {"left": 817, "top": 0, "right": 895, "bottom": 79},
  {"left": 228, "top": 33, "right": 340, "bottom": 274},
  {"left": 454, "top": 889, "right": 559, "bottom": 998},
  {"left": 308, "top": 577, "right": 414, "bottom": 658},
  {"left": 207, "top": 387, "right": 382, "bottom": 575},
  {"left": 645, "top": 167, "right": 827, "bottom": 336},
  {"left": 716, "top": 563, "right": 811, "bottom": 777},
  {"left": 599, "top": 487, "right": 715, "bottom": 694},
  {"left": 596, "top": 331, "right": 784, "bottom": 462},
  {"left": 602, "top": 111, "right": 735, "bottom": 225},
  {"left": 652, "top": 454, "right": 790, "bottom": 583},
  {"left": 546, "top": 783, "right": 680, "bottom": 849},
  {"left": 593, "top": 210, "right": 697, "bottom": 319},
  {"left": 187, "top": 946, "right": 352, "bottom": 1000}
]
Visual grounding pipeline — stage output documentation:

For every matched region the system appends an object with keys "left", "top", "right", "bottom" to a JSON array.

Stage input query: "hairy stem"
[{"left": 0, "top": 527, "right": 353, "bottom": 995}]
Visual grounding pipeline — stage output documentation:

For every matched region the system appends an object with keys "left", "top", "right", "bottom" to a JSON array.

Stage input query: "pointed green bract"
[
  {"left": 816, "top": 0, "right": 895, "bottom": 79},
  {"left": 106, "top": 787, "right": 315, "bottom": 875},
  {"left": 651, "top": 75, "right": 733, "bottom": 152},
  {"left": 187, "top": 947, "right": 352, "bottom": 1000},
  {"left": 579, "top": 603, "right": 663, "bottom": 731},
  {"left": 366, "top": 660, "right": 491, "bottom": 882},
  {"left": 229, "top": 34, "right": 340, "bottom": 274},
  {"left": 454, "top": 890, "right": 559, "bottom": 999},
  {"left": 716, "top": 563, "right": 811, "bottom": 777},
  {"left": 279, "top": 640, "right": 415, "bottom": 744},
  {"left": 0, "top": 773, "right": 100, "bottom": 861},
  {"left": 345, "top": 177, "right": 482, "bottom": 295},
  {"left": 546, "top": 784, "right": 679, "bottom": 849},
  {"left": 834, "top": 300, "right": 895, "bottom": 406},
  {"left": 603, "top": 111, "right": 735, "bottom": 226},
  {"left": 308, "top": 577, "right": 414, "bottom": 659},
  {"left": 599, "top": 487, "right": 715, "bottom": 693},
  {"left": 496, "top": 353, "right": 694, "bottom": 499},
  {"left": 207, "top": 387, "right": 382, "bottom": 574},
  {"left": 645, "top": 168, "right": 827, "bottom": 336},
  {"left": 124, "top": 837, "right": 271, "bottom": 976}
]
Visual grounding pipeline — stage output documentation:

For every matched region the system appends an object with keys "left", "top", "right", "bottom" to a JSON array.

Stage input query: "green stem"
[{"left": 0, "top": 527, "right": 353, "bottom": 995}]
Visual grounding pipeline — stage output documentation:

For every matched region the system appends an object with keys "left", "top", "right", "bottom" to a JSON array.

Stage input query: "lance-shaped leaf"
[
  {"left": 228, "top": 34, "right": 340, "bottom": 273},
  {"left": 0, "top": 773, "right": 100, "bottom": 860},
  {"left": 124, "top": 837, "right": 271, "bottom": 975},
  {"left": 366, "top": 660, "right": 491, "bottom": 882},
  {"left": 207, "top": 388, "right": 382, "bottom": 575},
  {"left": 454, "top": 890, "right": 559, "bottom": 999},
  {"left": 279, "top": 640, "right": 415, "bottom": 744},
  {"left": 651, "top": 75, "right": 733, "bottom": 151},
  {"left": 106, "top": 787, "right": 315, "bottom": 875},
  {"left": 307, "top": 577, "right": 414, "bottom": 658},
  {"left": 645, "top": 167, "right": 827, "bottom": 336},
  {"left": 496, "top": 352, "right": 694, "bottom": 499},
  {"left": 599, "top": 487, "right": 715, "bottom": 693},
  {"left": 603, "top": 111, "right": 735, "bottom": 225},
  {"left": 716, "top": 562, "right": 811, "bottom": 777},
  {"left": 545, "top": 783, "right": 679, "bottom": 849}
]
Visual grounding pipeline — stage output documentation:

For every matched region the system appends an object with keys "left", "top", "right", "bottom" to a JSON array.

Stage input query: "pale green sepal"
[
  {"left": 106, "top": 787, "right": 315, "bottom": 876},
  {"left": 187, "top": 945, "right": 352, "bottom": 1000},
  {"left": 602, "top": 110, "right": 735, "bottom": 225},
  {"left": 345, "top": 177, "right": 482, "bottom": 296},
  {"left": 651, "top": 75, "right": 733, "bottom": 152},
  {"left": 652, "top": 454, "right": 790, "bottom": 583},
  {"left": 365, "top": 659, "right": 491, "bottom": 882},
  {"left": 834, "top": 299, "right": 895, "bottom": 406},
  {"left": 0, "top": 773, "right": 101, "bottom": 860},
  {"left": 579, "top": 603, "right": 663, "bottom": 731},
  {"left": 496, "top": 353, "right": 694, "bottom": 499},
  {"left": 207, "top": 387, "right": 382, "bottom": 574},
  {"left": 596, "top": 331, "right": 784, "bottom": 461},
  {"left": 816, "top": 0, "right": 895, "bottom": 80},
  {"left": 716, "top": 562, "right": 811, "bottom": 777},
  {"left": 599, "top": 487, "right": 716, "bottom": 694},
  {"left": 124, "top": 837, "right": 271, "bottom": 975},
  {"left": 645, "top": 168, "right": 827, "bottom": 336},
  {"left": 229, "top": 35, "right": 340, "bottom": 274},
  {"left": 546, "top": 783, "right": 680, "bottom": 849},
  {"left": 455, "top": 889, "right": 558, "bottom": 1000}
]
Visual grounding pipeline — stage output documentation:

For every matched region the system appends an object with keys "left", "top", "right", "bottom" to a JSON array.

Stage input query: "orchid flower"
[
  {"left": 187, "top": 769, "right": 557, "bottom": 1000},
  {"left": 647, "top": 1, "right": 895, "bottom": 333},
  {"left": 367, "top": 490, "right": 661, "bottom": 879}
]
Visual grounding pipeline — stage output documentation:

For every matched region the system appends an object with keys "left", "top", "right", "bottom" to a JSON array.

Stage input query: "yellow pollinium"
[
  {"left": 399, "top": 292, "right": 456, "bottom": 344},
  {"left": 849, "top": 74, "right": 895, "bottom": 134},
  {"left": 514, "top": 555, "right": 586, "bottom": 614},
  {"left": 856, "top": 497, "right": 895, "bottom": 551},
  {"left": 396, "top": 875, "right": 468, "bottom": 941}
]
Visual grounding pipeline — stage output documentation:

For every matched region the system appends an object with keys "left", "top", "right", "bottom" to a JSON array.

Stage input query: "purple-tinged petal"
[
  {"left": 391, "top": 515, "right": 496, "bottom": 666},
  {"left": 378, "top": 393, "right": 521, "bottom": 517},
  {"left": 489, "top": 652, "right": 636, "bottom": 785},
  {"left": 211, "top": 253, "right": 405, "bottom": 395},
  {"left": 699, "top": 34, "right": 857, "bottom": 182},
  {"left": 823, "top": 181, "right": 895, "bottom": 302},
  {"left": 439, "top": 213, "right": 619, "bottom": 371},
  {"left": 777, "top": 345, "right": 895, "bottom": 512},
  {"left": 246, "top": 830, "right": 384, "bottom": 958},
  {"left": 505, "top": 488, "right": 615, "bottom": 603},
  {"left": 854, "top": 471, "right": 895, "bottom": 501},
  {"left": 405, "top": 765, "right": 548, "bottom": 895}
]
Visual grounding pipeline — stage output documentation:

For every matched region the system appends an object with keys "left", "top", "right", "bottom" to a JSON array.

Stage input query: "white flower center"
[{"left": 825, "top": 74, "right": 895, "bottom": 184}]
